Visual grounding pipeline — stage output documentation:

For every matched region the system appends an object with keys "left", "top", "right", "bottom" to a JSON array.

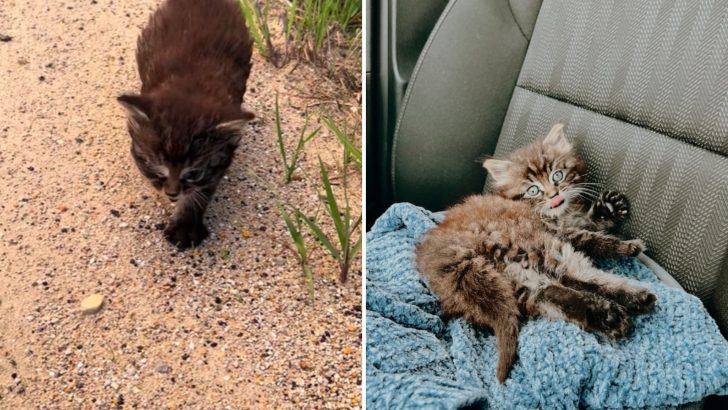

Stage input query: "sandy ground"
[{"left": 0, "top": 1, "right": 362, "bottom": 409}]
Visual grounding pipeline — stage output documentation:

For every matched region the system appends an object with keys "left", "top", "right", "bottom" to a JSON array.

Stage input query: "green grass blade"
[
  {"left": 288, "top": 120, "right": 319, "bottom": 181},
  {"left": 286, "top": 0, "right": 298, "bottom": 38},
  {"left": 277, "top": 203, "right": 314, "bottom": 298},
  {"left": 274, "top": 94, "right": 292, "bottom": 182},
  {"left": 296, "top": 209, "right": 340, "bottom": 260},
  {"left": 319, "top": 159, "right": 346, "bottom": 249},
  {"left": 322, "top": 115, "right": 361, "bottom": 166},
  {"left": 342, "top": 140, "right": 352, "bottom": 231},
  {"left": 350, "top": 234, "right": 362, "bottom": 260},
  {"left": 302, "top": 264, "right": 314, "bottom": 300},
  {"left": 239, "top": 0, "right": 267, "bottom": 57},
  {"left": 277, "top": 204, "right": 307, "bottom": 261},
  {"left": 349, "top": 214, "right": 362, "bottom": 234},
  {"left": 303, "top": 126, "right": 321, "bottom": 144}
]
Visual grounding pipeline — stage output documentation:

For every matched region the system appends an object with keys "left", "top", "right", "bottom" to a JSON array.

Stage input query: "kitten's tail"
[{"left": 493, "top": 310, "right": 520, "bottom": 383}]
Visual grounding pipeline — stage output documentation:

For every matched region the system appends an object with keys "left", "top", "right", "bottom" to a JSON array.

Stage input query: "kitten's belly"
[{"left": 441, "top": 194, "right": 545, "bottom": 245}]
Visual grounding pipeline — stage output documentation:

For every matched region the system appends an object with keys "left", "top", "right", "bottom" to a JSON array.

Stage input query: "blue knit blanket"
[{"left": 366, "top": 203, "right": 728, "bottom": 409}]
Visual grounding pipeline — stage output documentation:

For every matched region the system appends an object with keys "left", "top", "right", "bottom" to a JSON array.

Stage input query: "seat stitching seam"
[{"left": 507, "top": 0, "right": 529, "bottom": 41}]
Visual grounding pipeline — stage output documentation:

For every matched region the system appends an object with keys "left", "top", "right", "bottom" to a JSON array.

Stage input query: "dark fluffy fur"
[
  {"left": 415, "top": 124, "right": 656, "bottom": 383},
  {"left": 117, "top": 0, "right": 254, "bottom": 249}
]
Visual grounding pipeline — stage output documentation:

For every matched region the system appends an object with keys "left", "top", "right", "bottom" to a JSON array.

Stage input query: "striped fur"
[{"left": 415, "top": 125, "right": 656, "bottom": 383}]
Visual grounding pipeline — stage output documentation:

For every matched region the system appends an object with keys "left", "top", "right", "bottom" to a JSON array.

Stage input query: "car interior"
[{"left": 366, "top": 0, "right": 728, "bottom": 407}]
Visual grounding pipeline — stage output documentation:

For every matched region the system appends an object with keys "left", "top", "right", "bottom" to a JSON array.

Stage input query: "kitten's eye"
[
  {"left": 182, "top": 169, "right": 205, "bottom": 183},
  {"left": 552, "top": 170, "right": 564, "bottom": 183},
  {"left": 526, "top": 185, "right": 541, "bottom": 196}
]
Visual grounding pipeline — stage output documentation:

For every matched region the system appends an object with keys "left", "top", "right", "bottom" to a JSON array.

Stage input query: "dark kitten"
[
  {"left": 117, "top": 0, "right": 254, "bottom": 249},
  {"left": 415, "top": 124, "right": 656, "bottom": 383}
]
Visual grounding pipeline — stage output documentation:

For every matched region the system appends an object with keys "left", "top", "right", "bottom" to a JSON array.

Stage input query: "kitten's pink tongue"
[{"left": 550, "top": 195, "right": 565, "bottom": 208}]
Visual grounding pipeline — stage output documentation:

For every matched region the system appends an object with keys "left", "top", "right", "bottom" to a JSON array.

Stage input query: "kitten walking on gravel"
[
  {"left": 117, "top": 0, "right": 254, "bottom": 249},
  {"left": 415, "top": 124, "right": 656, "bottom": 383}
]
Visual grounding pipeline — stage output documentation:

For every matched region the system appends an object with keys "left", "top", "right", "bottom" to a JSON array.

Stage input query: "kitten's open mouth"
[{"left": 550, "top": 195, "right": 565, "bottom": 209}]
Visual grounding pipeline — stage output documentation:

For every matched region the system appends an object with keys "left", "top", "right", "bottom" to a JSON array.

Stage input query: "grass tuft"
[
  {"left": 239, "top": 0, "right": 281, "bottom": 66},
  {"left": 285, "top": 0, "right": 361, "bottom": 53},
  {"left": 274, "top": 94, "right": 320, "bottom": 183},
  {"left": 277, "top": 203, "right": 315, "bottom": 299},
  {"left": 299, "top": 158, "right": 361, "bottom": 283},
  {"left": 240, "top": 0, "right": 361, "bottom": 90}
]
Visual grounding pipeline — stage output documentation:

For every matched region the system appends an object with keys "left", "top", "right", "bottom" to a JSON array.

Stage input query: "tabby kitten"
[
  {"left": 117, "top": 0, "right": 254, "bottom": 249},
  {"left": 415, "top": 124, "right": 656, "bottom": 383}
]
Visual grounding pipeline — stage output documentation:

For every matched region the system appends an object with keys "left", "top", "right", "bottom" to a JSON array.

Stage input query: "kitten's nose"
[{"left": 166, "top": 191, "right": 179, "bottom": 201}]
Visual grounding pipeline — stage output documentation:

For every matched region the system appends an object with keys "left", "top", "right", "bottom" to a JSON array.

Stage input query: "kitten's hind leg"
[
  {"left": 561, "top": 275, "right": 656, "bottom": 315},
  {"left": 523, "top": 282, "right": 633, "bottom": 339},
  {"left": 546, "top": 241, "right": 656, "bottom": 315}
]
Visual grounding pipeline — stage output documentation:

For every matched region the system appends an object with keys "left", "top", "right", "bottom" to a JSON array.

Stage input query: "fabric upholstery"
[
  {"left": 391, "top": 0, "right": 540, "bottom": 211},
  {"left": 491, "top": 0, "right": 728, "bottom": 334}
]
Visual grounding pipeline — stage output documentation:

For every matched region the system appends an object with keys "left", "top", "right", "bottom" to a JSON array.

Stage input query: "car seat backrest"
[
  {"left": 390, "top": 0, "right": 541, "bottom": 211},
  {"left": 490, "top": 0, "right": 728, "bottom": 334}
]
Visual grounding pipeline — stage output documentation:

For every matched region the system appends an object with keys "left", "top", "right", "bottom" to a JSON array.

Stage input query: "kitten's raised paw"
[
  {"left": 164, "top": 222, "right": 209, "bottom": 249},
  {"left": 594, "top": 191, "right": 630, "bottom": 222}
]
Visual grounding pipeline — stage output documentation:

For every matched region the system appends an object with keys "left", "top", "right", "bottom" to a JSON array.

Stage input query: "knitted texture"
[{"left": 366, "top": 203, "right": 728, "bottom": 409}]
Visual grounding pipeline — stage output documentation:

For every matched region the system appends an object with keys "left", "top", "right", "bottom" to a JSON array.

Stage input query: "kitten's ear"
[
  {"left": 542, "top": 123, "right": 572, "bottom": 151},
  {"left": 213, "top": 119, "right": 248, "bottom": 146},
  {"left": 213, "top": 108, "right": 255, "bottom": 143},
  {"left": 238, "top": 108, "right": 255, "bottom": 122},
  {"left": 117, "top": 94, "right": 152, "bottom": 130},
  {"left": 483, "top": 159, "right": 513, "bottom": 185}
]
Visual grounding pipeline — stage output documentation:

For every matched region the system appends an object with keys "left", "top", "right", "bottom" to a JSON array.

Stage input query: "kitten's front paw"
[
  {"left": 594, "top": 191, "right": 630, "bottom": 222},
  {"left": 622, "top": 238, "right": 645, "bottom": 256},
  {"left": 164, "top": 221, "right": 209, "bottom": 249}
]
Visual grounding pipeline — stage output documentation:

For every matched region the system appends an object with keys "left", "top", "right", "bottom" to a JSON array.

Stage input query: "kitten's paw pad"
[
  {"left": 594, "top": 191, "right": 630, "bottom": 222},
  {"left": 164, "top": 223, "right": 209, "bottom": 249}
]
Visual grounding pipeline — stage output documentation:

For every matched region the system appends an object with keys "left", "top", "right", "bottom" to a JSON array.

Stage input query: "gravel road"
[{"left": 0, "top": 1, "right": 362, "bottom": 408}]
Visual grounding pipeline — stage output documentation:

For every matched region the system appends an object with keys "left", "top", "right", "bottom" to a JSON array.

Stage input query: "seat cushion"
[{"left": 490, "top": 0, "right": 728, "bottom": 334}]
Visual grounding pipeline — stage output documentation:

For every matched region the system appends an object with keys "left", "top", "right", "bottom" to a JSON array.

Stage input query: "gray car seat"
[{"left": 382, "top": 0, "right": 728, "bottom": 407}]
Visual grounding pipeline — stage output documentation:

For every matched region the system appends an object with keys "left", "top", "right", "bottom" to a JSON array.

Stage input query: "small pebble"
[
  {"left": 80, "top": 293, "right": 104, "bottom": 314},
  {"left": 0, "top": 34, "right": 11, "bottom": 42},
  {"left": 299, "top": 360, "right": 312, "bottom": 371},
  {"left": 156, "top": 362, "right": 171, "bottom": 374}
]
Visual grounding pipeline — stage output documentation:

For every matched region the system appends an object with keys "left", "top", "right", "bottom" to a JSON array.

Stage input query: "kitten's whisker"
[
  {"left": 566, "top": 187, "right": 600, "bottom": 197},
  {"left": 563, "top": 186, "right": 597, "bottom": 194},
  {"left": 569, "top": 187, "right": 601, "bottom": 194}
]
